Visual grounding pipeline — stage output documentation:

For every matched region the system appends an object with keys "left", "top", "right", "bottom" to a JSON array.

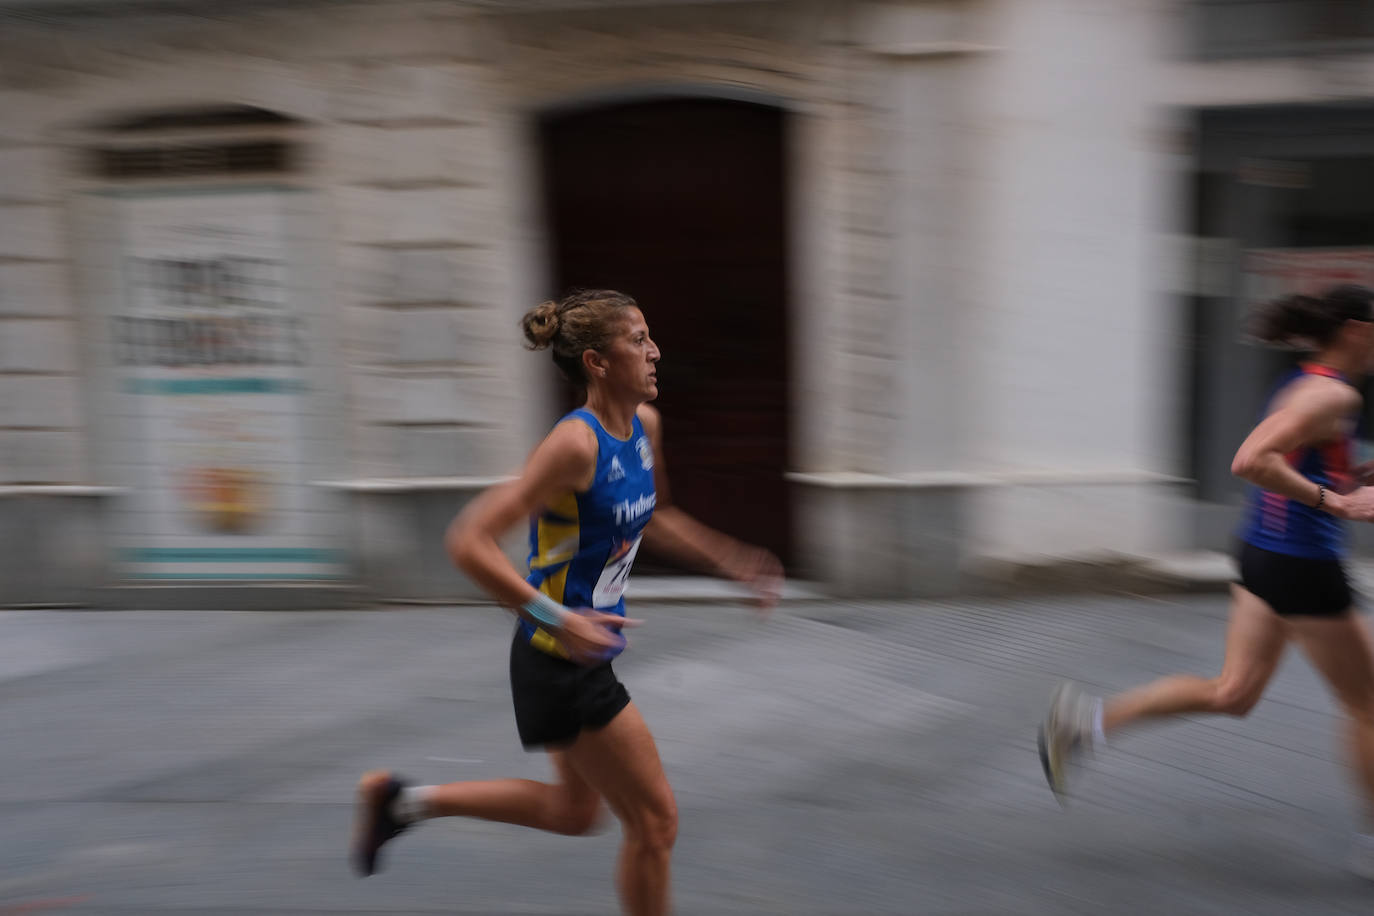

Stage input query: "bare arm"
[
  {"left": 1230, "top": 376, "right": 1374, "bottom": 520},
  {"left": 444, "top": 420, "right": 630, "bottom": 661},
  {"left": 637, "top": 405, "right": 783, "bottom": 607}
]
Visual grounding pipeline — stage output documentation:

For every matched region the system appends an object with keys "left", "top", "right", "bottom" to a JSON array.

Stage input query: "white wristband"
[{"left": 522, "top": 592, "right": 568, "bottom": 629}]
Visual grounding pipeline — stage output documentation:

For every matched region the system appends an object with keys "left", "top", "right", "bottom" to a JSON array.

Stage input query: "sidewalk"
[{"left": 2, "top": 594, "right": 1372, "bottom": 914}]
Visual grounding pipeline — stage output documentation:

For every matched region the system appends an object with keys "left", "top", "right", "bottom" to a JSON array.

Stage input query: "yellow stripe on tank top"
[
  {"left": 534, "top": 491, "right": 579, "bottom": 568},
  {"left": 530, "top": 563, "right": 571, "bottom": 658}
]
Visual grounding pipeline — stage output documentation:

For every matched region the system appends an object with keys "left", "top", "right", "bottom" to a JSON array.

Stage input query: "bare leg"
[
  {"left": 1289, "top": 611, "right": 1374, "bottom": 827},
  {"left": 1103, "top": 585, "right": 1289, "bottom": 735},
  {"left": 563, "top": 703, "right": 676, "bottom": 916},
  {"left": 351, "top": 750, "right": 603, "bottom": 879},
  {"left": 423, "top": 750, "right": 604, "bottom": 836}
]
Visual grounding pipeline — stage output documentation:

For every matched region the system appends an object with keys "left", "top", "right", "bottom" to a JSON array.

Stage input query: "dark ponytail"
[{"left": 1251, "top": 284, "right": 1374, "bottom": 348}]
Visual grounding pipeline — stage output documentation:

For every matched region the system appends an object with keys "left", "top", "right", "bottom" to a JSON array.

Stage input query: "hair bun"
[{"left": 521, "top": 300, "right": 561, "bottom": 351}]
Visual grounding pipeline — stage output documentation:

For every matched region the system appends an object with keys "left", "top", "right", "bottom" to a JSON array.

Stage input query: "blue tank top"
[
  {"left": 521, "top": 408, "right": 657, "bottom": 659},
  {"left": 1238, "top": 364, "right": 1355, "bottom": 560}
]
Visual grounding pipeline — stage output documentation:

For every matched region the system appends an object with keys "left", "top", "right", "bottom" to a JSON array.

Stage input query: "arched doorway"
[{"left": 537, "top": 96, "right": 793, "bottom": 568}]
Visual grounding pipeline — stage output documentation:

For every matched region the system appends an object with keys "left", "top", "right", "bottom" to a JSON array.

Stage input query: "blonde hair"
[{"left": 521, "top": 289, "right": 638, "bottom": 384}]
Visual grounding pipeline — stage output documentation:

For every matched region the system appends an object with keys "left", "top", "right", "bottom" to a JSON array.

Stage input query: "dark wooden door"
[{"left": 538, "top": 97, "right": 792, "bottom": 568}]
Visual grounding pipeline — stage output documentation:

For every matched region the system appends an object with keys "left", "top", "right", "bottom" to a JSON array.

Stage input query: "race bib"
[{"left": 593, "top": 536, "right": 642, "bottom": 608}]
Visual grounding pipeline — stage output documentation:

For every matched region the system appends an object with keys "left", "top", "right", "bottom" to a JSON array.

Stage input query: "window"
[
  {"left": 91, "top": 141, "right": 294, "bottom": 179},
  {"left": 1194, "top": 0, "right": 1374, "bottom": 58},
  {"left": 84, "top": 105, "right": 301, "bottom": 180}
]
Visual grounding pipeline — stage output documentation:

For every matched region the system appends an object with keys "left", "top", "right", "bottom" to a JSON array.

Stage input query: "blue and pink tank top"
[{"left": 1238, "top": 364, "right": 1356, "bottom": 560}]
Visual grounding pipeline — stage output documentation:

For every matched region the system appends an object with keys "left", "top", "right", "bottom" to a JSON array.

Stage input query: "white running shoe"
[{"left": 1038, "top": 682, "right": 1095, "bottom": 804}]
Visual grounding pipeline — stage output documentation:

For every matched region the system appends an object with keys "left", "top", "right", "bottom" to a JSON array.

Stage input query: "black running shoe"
[{"left": 351, "top": 770, "right": 410, "bottom": 877}]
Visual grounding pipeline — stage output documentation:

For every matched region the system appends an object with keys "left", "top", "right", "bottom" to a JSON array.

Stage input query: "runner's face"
[{"left": 595, "top": 308, "right": 661, "bottom": 401}]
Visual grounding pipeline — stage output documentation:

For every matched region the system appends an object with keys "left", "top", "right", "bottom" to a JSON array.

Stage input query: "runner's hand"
[
  {"left": 1354, "top": 460, "right": 1374, "bottom": 487},
  {"left": 1332, "top": 486, "right": 1374, "bottom": 522},
  {"left": 722, "top": 546, "right": 784, "bottom": 617},
  {"left": 559, "top": 610, "right": 641, "bottom": 665}
]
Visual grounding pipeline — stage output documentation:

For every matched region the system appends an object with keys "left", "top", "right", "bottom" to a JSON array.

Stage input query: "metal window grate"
[{"left": 89, "top": 140, "right": 295, "bottom": 179}]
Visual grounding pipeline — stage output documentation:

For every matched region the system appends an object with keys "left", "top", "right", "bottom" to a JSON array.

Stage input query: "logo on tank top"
[
  {"left": 607, "top": 456, "right": 626, "bottom": 482},
  {"left": 636, "top": 436, "right": 653, "bottom": 470},
  {"left": 613, "top": 493, "right": 656, "bottom": 526}
]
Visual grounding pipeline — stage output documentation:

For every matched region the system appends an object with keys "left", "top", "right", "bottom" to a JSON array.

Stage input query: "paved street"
[{"left": 2, "top": 593, "right": 1373, "bottom": 914}]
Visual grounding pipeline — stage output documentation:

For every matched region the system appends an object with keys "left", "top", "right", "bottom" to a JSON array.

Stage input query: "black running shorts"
[
  {"left": 1236, "top": 540, "right": 1355, "bottom": 618},
  {"left": 509, "top": 628, "right": 631, "bottom": 750}
]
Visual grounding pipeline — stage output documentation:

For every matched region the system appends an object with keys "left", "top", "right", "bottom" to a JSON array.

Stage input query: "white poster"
[{"left": 110, "top": 190, "right": 346, "bottom": 580}]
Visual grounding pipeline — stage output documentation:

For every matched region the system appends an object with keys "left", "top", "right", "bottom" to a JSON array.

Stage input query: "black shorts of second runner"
[
  {"left": 1236, "top": 540, "right": 1355, "bottom": 618},
  {"left": 509, "top": 628, "right": 631, "bottom": 750}
]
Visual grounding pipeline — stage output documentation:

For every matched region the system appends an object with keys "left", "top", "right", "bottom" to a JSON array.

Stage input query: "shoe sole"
[
  {"left": 1039, "top": 686, "right": 1071, "bottom": 805},
  {"left": 1037, "top": 724, "right": 1067, "bottom": 805}
]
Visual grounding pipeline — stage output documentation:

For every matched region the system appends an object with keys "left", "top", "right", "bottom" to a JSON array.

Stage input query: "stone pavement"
[{"left": 2, "top": 594, "right": 1373, "bottom": 914}]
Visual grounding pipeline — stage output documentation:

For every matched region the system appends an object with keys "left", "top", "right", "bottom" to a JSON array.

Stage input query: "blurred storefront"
[
  {"left": 1186, "top": 104, "right": 1374, "bottom": 551},
  {"left": 12, "top": 0, "right": 1363, "bottom": 605}
]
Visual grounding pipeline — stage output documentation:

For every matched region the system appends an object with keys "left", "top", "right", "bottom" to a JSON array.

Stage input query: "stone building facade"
[{"left": 4, "top": 0, "right": 1307, "bottom": 606}]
